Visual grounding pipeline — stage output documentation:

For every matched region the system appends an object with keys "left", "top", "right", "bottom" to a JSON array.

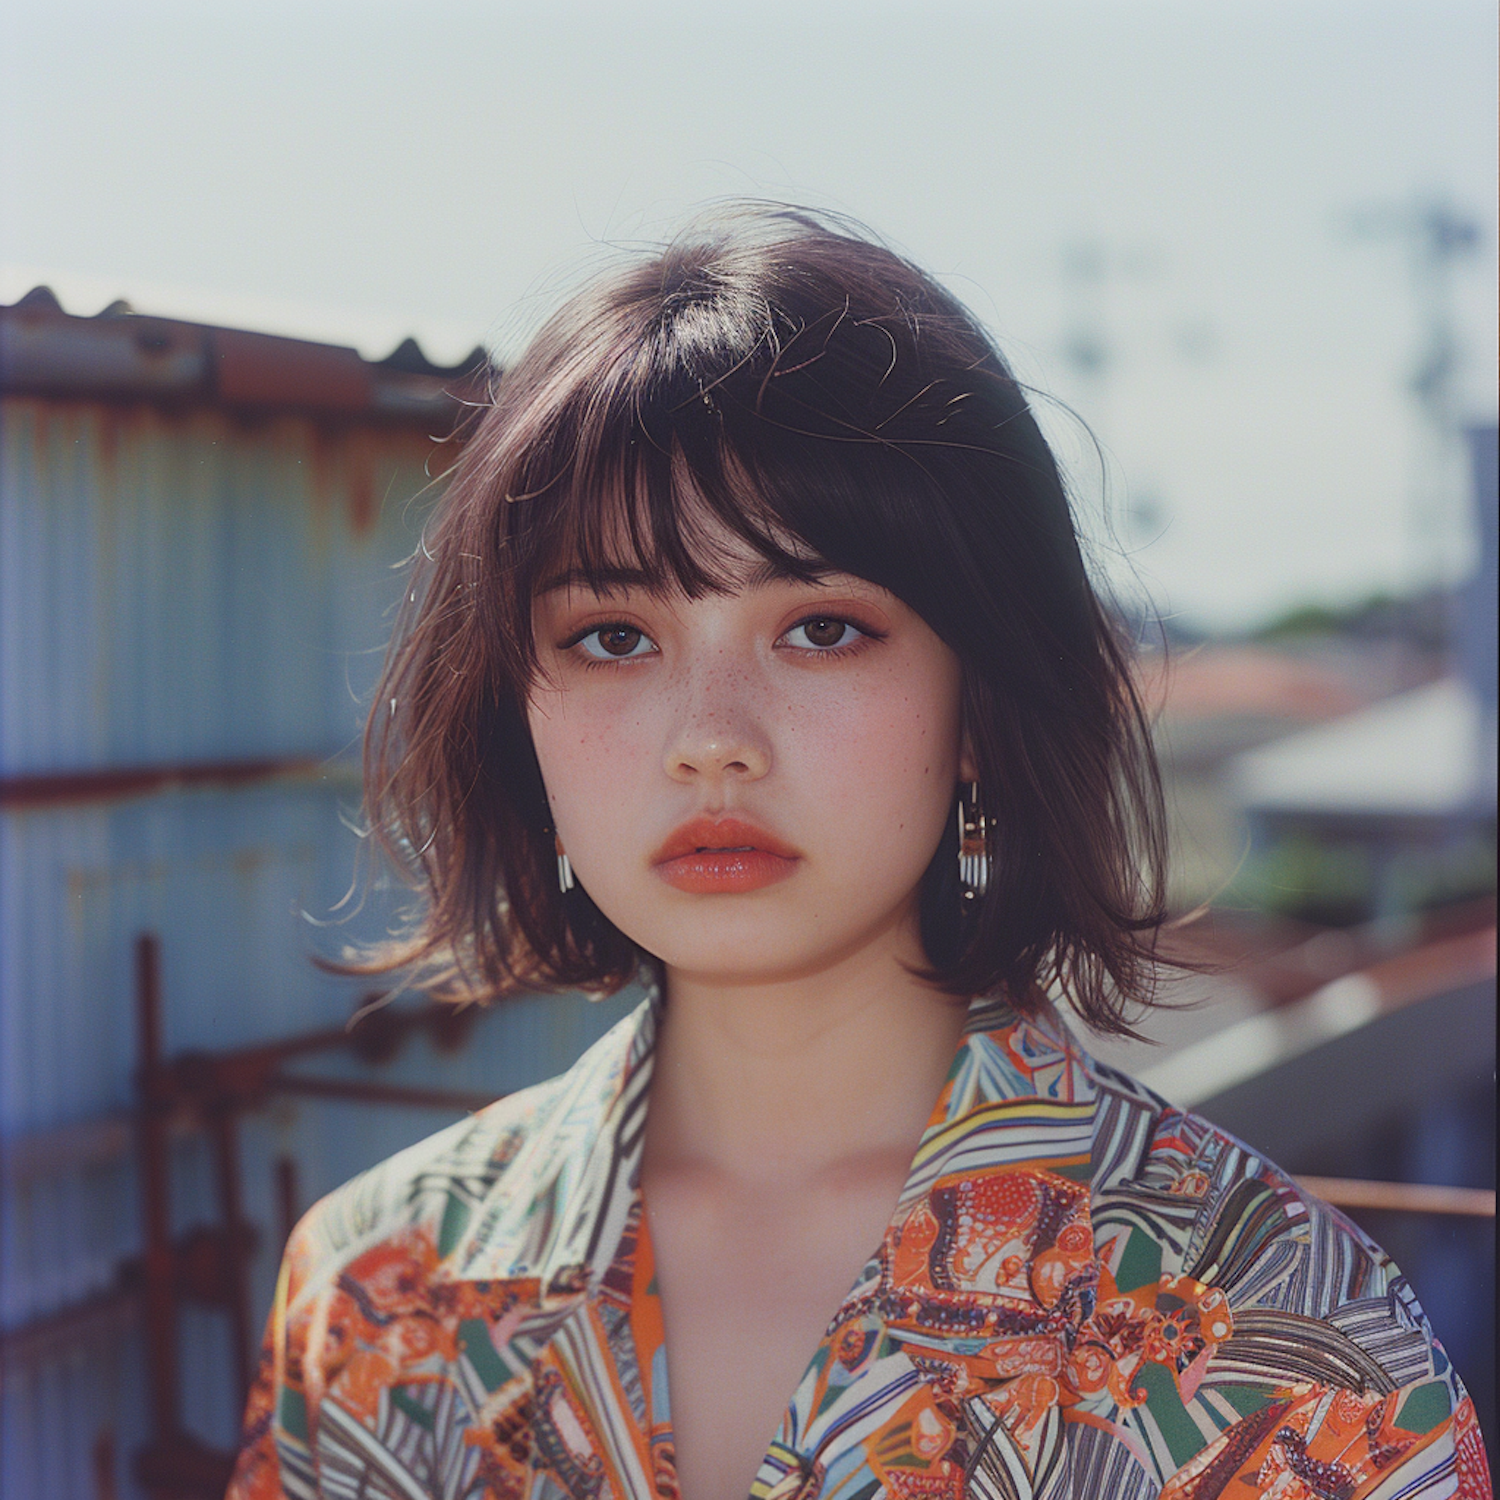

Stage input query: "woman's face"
[{"left": 527, "top": 531, "right": 969, "bottom": 988}]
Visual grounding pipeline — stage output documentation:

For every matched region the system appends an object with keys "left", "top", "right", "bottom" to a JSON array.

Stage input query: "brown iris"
[
  {"left": 597, "top": 626, "right": 644, "bottom": 656},
  {"left": 799, "top": 617, "right": 847, "bottom": 647}
]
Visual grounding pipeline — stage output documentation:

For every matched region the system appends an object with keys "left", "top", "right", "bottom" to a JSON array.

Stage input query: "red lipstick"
[{"left": 651, "top": 815, "right": 801, "bottom": 894}]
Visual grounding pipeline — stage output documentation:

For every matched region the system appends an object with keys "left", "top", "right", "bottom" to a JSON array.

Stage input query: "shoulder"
[
  {"left": 226, "top": 1072, "right": 575, "bottom": 1500},
  {"left": 1073, "top": 1058, "right": 1492, "bottom": 1496},
  {"left": 281, "top": 1068, "right": 570, "bottom": 1303},
  {"left": 281, "top": 994, "right": 652, "bottom": 1301},
  {"left": 1087, "top": 1055, "right": 1411, "bottom": 1312}
]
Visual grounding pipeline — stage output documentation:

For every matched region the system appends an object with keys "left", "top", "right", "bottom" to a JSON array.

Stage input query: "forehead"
[{"left": 532, "top": 482, "right": 834, "bottom": 603}]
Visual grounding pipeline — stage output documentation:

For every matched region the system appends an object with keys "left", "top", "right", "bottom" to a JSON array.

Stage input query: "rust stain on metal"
[
  {"left": 340, "top": 425, "right": 373, "bottom": 534},
  {"left": 0, "top": 755, "right": 324, "bottom": 809},
  {"left": 9, "top": 395, "right": 454, "bottom": 539},
  {"left": 95, "top": 401, "right": 121, "bottom": 485},
  {"left": 274, "top": 1075, "right": 495, "bottom": 1113},
  {"left": 211, "top": 327, "right": 372, "bottom": 412}
]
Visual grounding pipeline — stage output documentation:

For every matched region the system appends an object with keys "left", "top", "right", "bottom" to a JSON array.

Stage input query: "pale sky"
[{"left": 2, "top": 0, "right": 1495, "bottom": 631}]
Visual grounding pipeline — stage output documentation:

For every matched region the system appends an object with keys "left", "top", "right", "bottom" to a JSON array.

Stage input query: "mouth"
[{"left": 651, "top": 815, "right": 801, "bottom": 893}]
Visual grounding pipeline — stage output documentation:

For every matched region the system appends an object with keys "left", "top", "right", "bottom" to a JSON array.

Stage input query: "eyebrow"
[{"left": 536, "top": 556, "right": 837, "bottom": 598}]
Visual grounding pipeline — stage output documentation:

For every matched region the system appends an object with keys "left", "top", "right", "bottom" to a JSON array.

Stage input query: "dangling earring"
[
  {"left": 957, "top": 782, "right": 989, "bottom": 901},
  {"left": 555, "top": 836, "right": 576, "bottom": 893}
]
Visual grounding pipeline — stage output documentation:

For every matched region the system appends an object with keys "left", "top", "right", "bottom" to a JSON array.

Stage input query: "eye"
[
  {"left": 573, "top": 623, "right": 657, "bottom": 660},
  {"left": 782, "top": 616, "right": 866, "bottom": 651}
]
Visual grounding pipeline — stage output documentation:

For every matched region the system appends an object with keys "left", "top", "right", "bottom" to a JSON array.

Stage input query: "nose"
[{"left": 663, "top": 672, "right": 772, "bottom": 785}]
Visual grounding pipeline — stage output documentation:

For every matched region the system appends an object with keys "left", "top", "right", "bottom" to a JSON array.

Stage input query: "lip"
[{"left": 651, "top": 815, "right": 802, "bottom": 894}]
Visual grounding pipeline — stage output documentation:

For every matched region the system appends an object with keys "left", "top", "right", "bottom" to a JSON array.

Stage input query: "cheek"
[
  {"left": 797, "top": 667, "right": 962, "bottom": 837},
  {"left": 526, "top": 688, "right": 649, "bottom": 834}
]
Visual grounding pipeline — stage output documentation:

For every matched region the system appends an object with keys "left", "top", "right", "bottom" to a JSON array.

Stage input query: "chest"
[{"left": 642, "top": 1163, "right": 912, "bottom": 1500}]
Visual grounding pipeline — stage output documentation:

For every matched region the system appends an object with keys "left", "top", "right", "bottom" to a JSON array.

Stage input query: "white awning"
[{"left": 1231, "top": 677, "right": 1494, "bottom": 817}]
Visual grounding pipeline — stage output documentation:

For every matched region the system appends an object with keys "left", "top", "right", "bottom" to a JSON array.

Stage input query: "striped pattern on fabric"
[{"left": 1329, "top": 1291, "right": 1443, "bottom": 1390}]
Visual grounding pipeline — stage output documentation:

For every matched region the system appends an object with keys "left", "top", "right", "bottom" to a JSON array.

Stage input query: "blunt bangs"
[
  {"left": 352, "top": 207, "right": 1172, "bottom": 1031},
  {"left": 490, "top": 224, "right": 1084, "bottom": 698}
]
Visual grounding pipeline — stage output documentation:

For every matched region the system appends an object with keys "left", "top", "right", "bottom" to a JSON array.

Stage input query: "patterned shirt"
[{"left": 227, "top": 994, "right": 1492, "bottom": 1500}]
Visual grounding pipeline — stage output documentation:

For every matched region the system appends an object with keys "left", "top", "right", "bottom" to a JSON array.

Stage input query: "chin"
[
  {"left": 588, "top": 869, "right": 927, "bottom": 987},
  {"left": 637, "top": 911, "right": 910, "bottom": 990},
  {"left": 611, "top": 905, "right": 811, "bottom": 979}
]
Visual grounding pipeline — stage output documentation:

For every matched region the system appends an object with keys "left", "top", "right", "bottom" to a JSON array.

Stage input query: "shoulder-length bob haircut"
[{"left": 357, "top": 206, "right": 1170, "bottom": 1033}]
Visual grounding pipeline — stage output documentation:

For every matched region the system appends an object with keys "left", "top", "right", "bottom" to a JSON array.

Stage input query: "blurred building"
[
  {"left": 1142, "top": 644, "right": 1380, "bottom": 912},
  {"left": 0, "top": 291, "right": 638, "bottom": 1500},
  {"left": 1141, "top": 426, "right": 1497, "bottom": 929},
  {"left": 1231, "top": 425, "right": 1498, "bottom": 930}
]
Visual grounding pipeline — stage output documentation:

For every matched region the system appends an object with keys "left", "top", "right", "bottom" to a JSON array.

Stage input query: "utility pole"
[
  {"left": 1349, "top": 194, "right": 1484, "bottom": 613},
  {"left": 1058, "top": 239, "right": 1181, "bottom": 560},
  {"left": 1059, "top": 238, "right": 1113, "bottom": 439}
]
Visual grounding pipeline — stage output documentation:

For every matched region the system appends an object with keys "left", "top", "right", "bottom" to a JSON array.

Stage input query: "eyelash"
[
  {"left": 560, "top": 613, "right": 885, "bottom": 666},
  {"left": 564, "top": 621, "right": 657, "bottom": 664},
  {"left": 780, "top": 615, "right": 883, "bottom": 656}
]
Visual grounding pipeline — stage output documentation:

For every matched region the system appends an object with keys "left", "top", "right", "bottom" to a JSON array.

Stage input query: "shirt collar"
[
  {"left": 438, "top": 990, "right": 1100, "bottom": 1292},
  {"left": 438, "top": 995, "right": 660, "bottom": 1291}
]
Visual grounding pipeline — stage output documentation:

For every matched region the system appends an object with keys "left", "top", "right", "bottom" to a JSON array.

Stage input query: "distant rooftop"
[
  {"left": 1232, "top": 676, "right": 1495, "bottom": 818},
  {"left": 0, "top": 283, "right": 495, "bottom": 424},
  {"left": 1138, "top": 643, "right": 1371, "bottom": 724},
  {"left": 0, "top": 263, "right": 490, "bottom": 367}
]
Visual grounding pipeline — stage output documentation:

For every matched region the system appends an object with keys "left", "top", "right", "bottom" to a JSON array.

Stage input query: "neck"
[{"left": 643, "top": 917, "right": 970, "bottom": 1188}]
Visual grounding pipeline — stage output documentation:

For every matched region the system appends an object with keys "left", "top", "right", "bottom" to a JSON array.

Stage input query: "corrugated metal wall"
[
  {"left": 0, "top": 400, "right": 430, "bottom": 775},
  {"left": 0, "top": 395, "right": 636, "bottom": 1500}
]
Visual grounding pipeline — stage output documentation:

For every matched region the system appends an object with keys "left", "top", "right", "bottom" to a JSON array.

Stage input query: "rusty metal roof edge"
[
  {"left": 0, "top": 287, "right": 496, "bottom": 422},
  {"left": 0, "top": 753, "right": 363, "bottom": 811}
]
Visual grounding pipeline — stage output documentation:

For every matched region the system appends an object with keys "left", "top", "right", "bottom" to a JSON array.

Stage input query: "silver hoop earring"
[
  {"left": 957, "top": 782, "right": 989, "bottom": 901},
  {"left": 555, "top": 838, "right": 576, "bottom": 893}
]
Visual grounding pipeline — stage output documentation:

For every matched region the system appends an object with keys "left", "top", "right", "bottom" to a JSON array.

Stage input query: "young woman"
[{"left": 228, "top": 209, "right": 1489, "bottom": 1500}]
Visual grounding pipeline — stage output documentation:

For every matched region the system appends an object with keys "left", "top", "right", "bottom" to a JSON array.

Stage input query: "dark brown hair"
[{"left": 354, "top": 206, "right": 1170, "bottom": 1033}]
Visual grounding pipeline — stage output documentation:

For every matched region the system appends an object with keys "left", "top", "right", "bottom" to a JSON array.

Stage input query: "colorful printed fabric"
[{"left": 227, "top": 996, "right": 1492, "bottom": 1500}]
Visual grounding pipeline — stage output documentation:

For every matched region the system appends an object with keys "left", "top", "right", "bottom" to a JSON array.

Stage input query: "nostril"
[{"left": 664, "top": 728, "right": 772, "bottom": 782}]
